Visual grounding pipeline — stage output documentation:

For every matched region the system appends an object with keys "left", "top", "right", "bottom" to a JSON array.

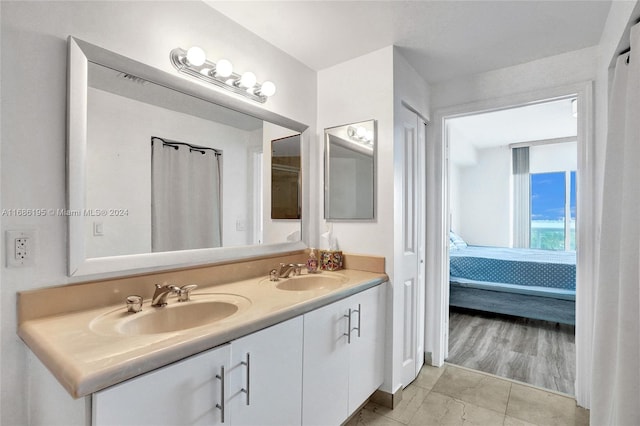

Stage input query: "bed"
[{"left": 449, "top": 232, "right": 576, "bottom": 324}]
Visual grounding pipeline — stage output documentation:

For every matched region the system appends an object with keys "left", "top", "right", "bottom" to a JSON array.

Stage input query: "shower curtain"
[
  {"left": 591, "top": 23, "right": 640, "bottom": 425},
  {"left": 151, "top": 138, "right": 222, "bottom": 252}
]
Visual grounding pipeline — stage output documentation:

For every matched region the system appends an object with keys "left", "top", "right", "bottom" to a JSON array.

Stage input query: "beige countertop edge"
[{"left": 19, "top": 273, "right": 388, "bottom": 399}]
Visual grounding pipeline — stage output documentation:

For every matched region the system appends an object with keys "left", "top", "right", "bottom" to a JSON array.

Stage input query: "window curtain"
[
  {"left": 591, "top": 23, "right": 640, "bottom": 425},
  {"left": 512, "top": 146, "right": 530, "bottom": 248},
  {"left": 151, "top": 138, "right": 222, "bottom": 252}
]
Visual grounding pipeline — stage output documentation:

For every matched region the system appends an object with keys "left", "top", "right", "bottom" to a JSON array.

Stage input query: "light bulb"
[
  {"left": 186, "top": 46, "right": 206, "bottom": 67},
  {"left": 259, "top": 81, "right": 276, "bottom": 97},
  {"left": 356, "top": 127, "right": 367, "bottom": 139},
  {"left": 238, "top": 71, "right": 257, "bottom": 89},
  {"left": 215, "top": 59, "right": 233, "bottom": 78},
  {"left": 365, "top": 130, "right": 374, "bottom": 141}
]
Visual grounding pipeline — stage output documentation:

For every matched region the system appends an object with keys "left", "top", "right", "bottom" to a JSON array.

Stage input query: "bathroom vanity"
[
  {"left": 17, "top": 36, "right": 390, "bottom": 425},
  {"left": 18, "top": 253, "right": 388, "bottom": 425}
]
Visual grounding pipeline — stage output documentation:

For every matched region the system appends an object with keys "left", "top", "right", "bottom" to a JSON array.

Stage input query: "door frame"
[{"left": 426, "top": 81, "right": 594, "bottom": 408}]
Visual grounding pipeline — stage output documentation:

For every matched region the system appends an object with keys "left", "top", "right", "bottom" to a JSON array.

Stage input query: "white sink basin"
[
  {"left": 90, "top": 293, "right": 251, "bottom": 335},
  {"left": 275, "top": 273, "right": 348, "bottom": 291}
]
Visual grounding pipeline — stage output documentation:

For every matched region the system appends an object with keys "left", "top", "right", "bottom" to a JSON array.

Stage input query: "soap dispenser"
[{"left": 306, "top": 248, "right": 318, "bottom": 273}]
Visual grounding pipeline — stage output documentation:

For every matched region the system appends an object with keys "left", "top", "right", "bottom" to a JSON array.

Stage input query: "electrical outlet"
[
  {"left": 15, "top": 238, "right": 28, "bottom": 260},
  {"left": 6, "top": 230, "right": 36, "bottom": 267}
]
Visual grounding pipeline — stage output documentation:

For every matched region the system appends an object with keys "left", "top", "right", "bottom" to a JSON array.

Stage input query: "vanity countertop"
[{"left": 18, "top": 268, "right": 387, "bottom": 398}]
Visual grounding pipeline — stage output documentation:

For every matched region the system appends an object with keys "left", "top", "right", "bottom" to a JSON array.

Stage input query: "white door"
[{"left": 397, "top": 105, "right": 426, "bottom": 386}]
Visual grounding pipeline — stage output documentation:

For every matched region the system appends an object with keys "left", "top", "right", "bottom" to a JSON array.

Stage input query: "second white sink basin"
[
  {"left": 275, "top": 273, "right": 348, "bottom": 291},
  {"left": 90, "top": 293, "right": 251, "bottom": 335}
]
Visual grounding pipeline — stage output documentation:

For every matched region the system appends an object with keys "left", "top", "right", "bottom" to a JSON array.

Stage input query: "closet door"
[{"left": 397, "top": 105, "right": 426, "bottom": 386}]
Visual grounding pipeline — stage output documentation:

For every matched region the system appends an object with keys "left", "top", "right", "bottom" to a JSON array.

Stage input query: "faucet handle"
[
  {"left": 177, "top": 284, "right": 198, "bottom": 302},
  {"left": 126, "top": 295, "right": 143, "bottom": 313},
  {"left": 293, "top": 263, "right": 306, "bottom": 276},
  {"left": 269, "top": 269, "right": 279, "bottom": 281}
]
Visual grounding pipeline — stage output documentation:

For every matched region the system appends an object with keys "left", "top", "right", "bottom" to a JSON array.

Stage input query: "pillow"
[
  {"left": 449, "top": 231, "right": 468, "bottom": 249},
  {"left": 449, "top": 239, "right": 457, "bottom": 251}
]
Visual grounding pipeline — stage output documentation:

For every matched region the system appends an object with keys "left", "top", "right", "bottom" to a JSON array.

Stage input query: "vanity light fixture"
[
  {"left": 347, "top": 125, "right": 373, "bottom": 144},
  {"left": 170, "top": 47, "right": 276, "bottom": 103}
]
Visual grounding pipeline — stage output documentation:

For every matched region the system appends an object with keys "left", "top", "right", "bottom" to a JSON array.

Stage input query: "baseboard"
[
  {"left": 425, "top": 351, "right": 433, "bottom": 365},
  {"left": 370, "top": 387, "right": 403, "bottom": 409}
]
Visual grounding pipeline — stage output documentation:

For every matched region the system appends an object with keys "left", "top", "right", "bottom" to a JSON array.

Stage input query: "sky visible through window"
[{"left": 530, "top": 171, "right": 576, "bottom": 250}]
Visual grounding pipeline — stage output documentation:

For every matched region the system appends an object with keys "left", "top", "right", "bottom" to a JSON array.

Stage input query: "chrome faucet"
[
  {"left": 151, "top": 284, "right": 180, "bottom": 307},
  {"left": 278, "top": 263, "right": 305, "bottom": 278}
]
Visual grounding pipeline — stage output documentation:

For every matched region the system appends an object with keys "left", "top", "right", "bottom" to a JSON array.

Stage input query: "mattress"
[{"left": 449, "top": 246, "right": 576, "bottom": 297}]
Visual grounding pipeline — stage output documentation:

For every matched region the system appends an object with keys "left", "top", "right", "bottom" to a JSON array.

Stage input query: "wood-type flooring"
[{"left": 447, "top": 307, "right": 576, "bottom": 395}]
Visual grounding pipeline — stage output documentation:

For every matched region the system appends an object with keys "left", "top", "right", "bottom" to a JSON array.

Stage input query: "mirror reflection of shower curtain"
[{"left": 151, "top": 138, "right": 222, "bottom": 252}]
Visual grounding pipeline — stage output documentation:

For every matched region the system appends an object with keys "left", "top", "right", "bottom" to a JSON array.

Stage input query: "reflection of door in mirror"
[
  {"left": 271, "top": 135, "right": 301, "bottom": 219},
  {"left": 324, "top": 120, "right": 376, "bottom": 220},
  {"left": 151, "top": 137, "right": 222, "bottom": 252}
]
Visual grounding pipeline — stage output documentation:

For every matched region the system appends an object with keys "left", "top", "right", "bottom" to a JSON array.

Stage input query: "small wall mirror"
[
  {"left": 271, "top": 135, "right": 302, "bottom": 219},
  {"left": 324, "top": 120, "right": 377, "bottom": 220}
]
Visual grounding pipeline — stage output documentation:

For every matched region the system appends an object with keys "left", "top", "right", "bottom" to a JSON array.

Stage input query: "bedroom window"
[{"left": 530, "top": 171, "right": 576, "bottom": 251}]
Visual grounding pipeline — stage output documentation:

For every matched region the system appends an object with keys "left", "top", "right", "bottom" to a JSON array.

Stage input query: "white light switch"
[{"left": 93, "top": 221, "right": 104, "bottom": 236}]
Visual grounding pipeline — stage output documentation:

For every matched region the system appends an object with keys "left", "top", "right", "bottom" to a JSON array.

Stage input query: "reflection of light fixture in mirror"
[
  {"left": 347, "top": 125, "right": 373, "bottom": 144},
  {"left": 170, "top": 47, "right": 276, "bottom": 103},
  {"left": 572, "top": 98, "right": 578, "bottom": 118}
]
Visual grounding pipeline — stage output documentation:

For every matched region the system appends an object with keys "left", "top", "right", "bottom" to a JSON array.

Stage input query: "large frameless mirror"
[
  {"left": 68, "top": 37, "right": 307, "bottom": 276},
  {"left": 324, "top": 120, "right": 377, "bottom": 221}
]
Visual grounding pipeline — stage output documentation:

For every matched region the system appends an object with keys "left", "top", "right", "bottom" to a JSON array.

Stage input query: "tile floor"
[{"left": 346, "top": 364, "right": 589, "bottom": 426}]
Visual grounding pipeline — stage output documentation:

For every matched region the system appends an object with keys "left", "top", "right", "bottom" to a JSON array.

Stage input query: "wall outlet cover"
[{"left": 6, "top": 230, "right": 36, "bottom": 267}]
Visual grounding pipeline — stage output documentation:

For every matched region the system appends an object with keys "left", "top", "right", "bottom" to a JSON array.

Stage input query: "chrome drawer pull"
[
  {"left": 240, "top": 352, "right": 250, "bottom": 405},
  {"left": 215, "top": 366, "right": 225, "bottom": 423}
]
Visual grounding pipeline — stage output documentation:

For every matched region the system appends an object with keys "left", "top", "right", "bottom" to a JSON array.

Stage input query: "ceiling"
[
  {"left": 206, "top": 1, "right": 612, "bottom": 84},
  {"left": 448, "top": 97, "right": 578, "bottom": 166}
]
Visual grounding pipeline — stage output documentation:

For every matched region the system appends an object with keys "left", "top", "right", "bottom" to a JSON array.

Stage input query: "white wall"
[
  {"left": 317, "top": 47, "right": 394, "bottom": 258},
  {"left": 455, "top": 146, "right": 511, "bottom": 247},
  {"left": 0, "top": 2, "right": 316, "bottom": 424},
  {"left": 431, "top": 46, "right": 598, "bottom": 110}
]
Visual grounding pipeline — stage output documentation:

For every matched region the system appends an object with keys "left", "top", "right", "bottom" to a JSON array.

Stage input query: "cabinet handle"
[
  {"left": 352, "top": 303, "right": 362, "bottom": 338},
  {"left": 215, "top": 366, "right": 225, "bottom": 423},
  {"left": 241, "top": 352, "right": 250, "bottom": 405},
  {"left": 343, "top": 308, "right": 352, "bottom": 344}
]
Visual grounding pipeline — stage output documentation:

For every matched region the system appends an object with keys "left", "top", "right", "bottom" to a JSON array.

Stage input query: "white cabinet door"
[
  {"left": 93, "top": 344, "right": 230, "bottom": 426},
  {"left": 229, "top": 317, "right": 303, "bottom": 426},
  {"left": 302, "top": 284, "right": 386, "bottom": 425},
  {"left": 348, "top": 284, "right": 386, "bottom": 415},
  {"left": 302, "top": 297, "right": 350, "bottom": 426}
]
